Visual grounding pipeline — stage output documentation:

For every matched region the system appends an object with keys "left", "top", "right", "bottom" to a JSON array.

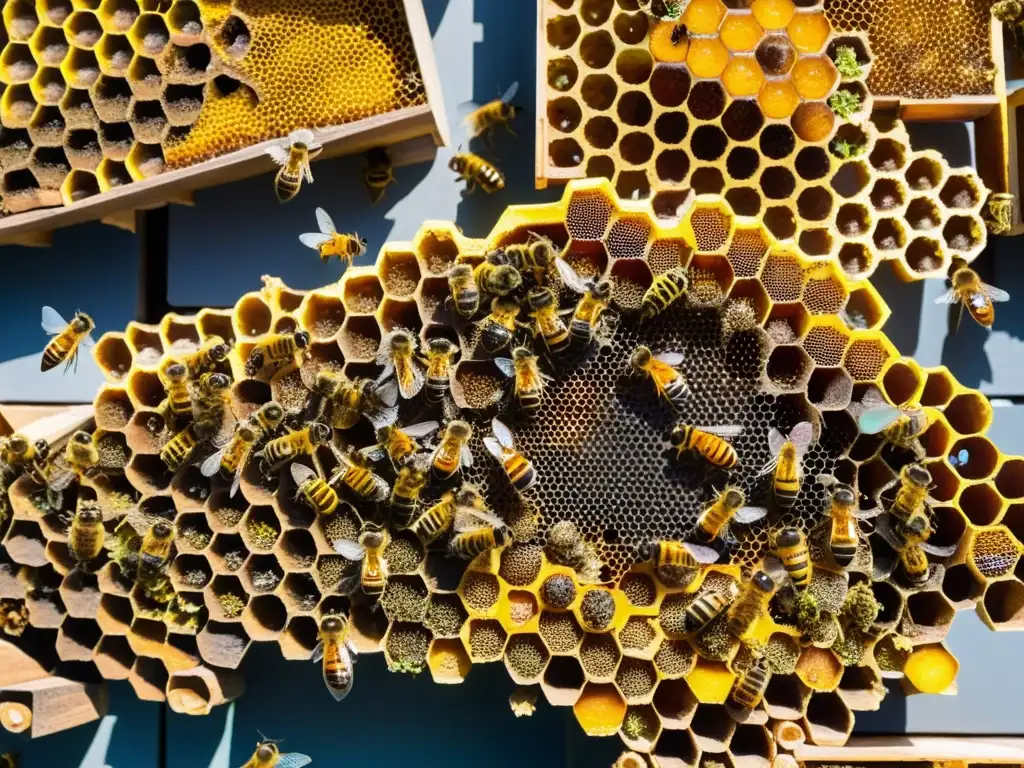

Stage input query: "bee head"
[
  {"left": 724, "top": 488, "right": 745, "bottom": 509},
  {"left": 294, "top": 331, "right": 311, "bottom": 349},
  {"left": 502, "top": 102, "right": 521, "bottom": 120},
  {"left": 526, "top": 286, "right": 555, "bottom": 311},
  {"left": 72, "top": 313, "right": 94, "bottom": 333},
  {"left": 511, "top": 346, "right": 533, "bottom": 362},
  {"left": 152, "top": 522, "right": 174, "bottom": 540},
  {"left": 256, "top": 742, "right": 278, "bottom": 761},
  {"left": 428, "top": 337, "right": 457, "bottom": 356},
  {"left": 833, "top": 486, "right": 857, "bottom": 507},
  {"left": 903, "top": 463, "right": 931, "bottom": 489},
  {"left": 448, "top": 420, "right": 473, "bottom": 440},
  {"left": 204, "top": 373, "right": 232, "bottom": 392},
  {"left": 636, "top": 541, "right": 657, "bottom": 561},
  {"left": 447, "top": 156, "right": 461, "bottom": 172},
  {"left": 71, "top": 431, "right": 92, "bottom": 446},
  {"left": 34, "top": 439, "right": 50, "bottom": 460},
  {"left": 449, "top": 263, "right": 473, "bottom": 279},
  {"left": 314, "top": 369, "right": 339, "bottom": 393},
  {"left": 237, "top": 423, "right": 259, "bottom": 442},
  {"left": 630, "top": 345, "right": 653, "bottom": 369},
  {"left": 261, "top": 402, "right": 284, "bottom": 423},
  {"left": 8, "top": 434, "right": 29, "bottom": 454},
  {"left": 591, "top": 279, "right": 613, "bottom": 301},
  {"left": 207, "top": 336, "right": 230, "bottom": 361},
  {"left": 751, "top": 570, "right": 775, "bottom": 593},
  {"left": 359, "top": 527, "right": 386, "bottom": 549},
  {"left": 163, "top": 361, "right": 187, "bottom": 381},
  {"left": 389, "top": 330, "right": 415, "bottom": 354},
  {"left": 528, "top": 239, "right": 552, "bottom": 265},
  {"left": 455, "top": 484, "right": 482, "bottom": 507},
  {"left": 309, "top": 422, "right": 332, "bottom": 444},
  {"left": 320, "top": 614, "right": 346, "bottom": 635},
  {"left": 77, "top": 506, "right": 102, "bottom": 524},
  {"left": 493, "top": 527, "right": 512, "bottom": 548},
  {"left": 494, "top": 265, "right": 523, "bottom": 294},
  {"left": 668, "top": 424, "right": 686, "bottom": 446},
  {"left": 903, "top": 513, "right": 931, "bottom": 538},
  {"left": 776, "top": 528, "right": 802, "bottom": 549}
]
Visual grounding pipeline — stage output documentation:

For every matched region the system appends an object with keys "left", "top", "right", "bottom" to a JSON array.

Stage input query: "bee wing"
[
  {"left": 494, "top": 357, "right": 515, "bottom": 377},
  {"left": 41, "top": 306, "right": 68, "bottom": 335},
  {"left": 860, "top": 387, "right": 888, "bottom": 408},
  {"left": 276, "top": 755, "right": 313, "bottom": 768},
  {"left": 367, "top": 405, "right": 399, "bottom": 431},
  {"left": 767, "top": 427, "right": 786, "bottom": 459},
  {"left": 816, "top": 473, "right": 838, "bottom": 490},
  {"left": 290, "top": 128, "right": 316, "bottom": 145},
  {"left": 483, "top": 436, "right": 505, "bottom": 461},
  {"left": 299, "top": 232, "right": 333, "bottom": 250},
  {"left": 763, "top": 555, "right": 786, "bottom": 580},
  {"left": 357, "top": 444, "right": 388, "bottom": 463},
  {"left": 789, "top": 421, "right": 815, "bottom": 453},
  {"left": 734, "top": 506, "right": 768, "bottom": 524},
  {"left": 458, "top": 506, "right": 505, "bottom": 531},
  {"left": 555, "top": 258, "right": 589, "bottom": 294},
  {"left": 315, "top": 207, "right": 336, "bottom": 235},
  {"left": 919, "top": 540, "right": 957, "bottom": 557},
  {"left": 230, "top": 467, "right": 244, "bottom": 499},
  {"left": 852, "top": 506, "right": 883, "bottom": 520},
  {"left": 697, "top": 424, "right": 744, "bottom": 439},
  {"left": 982, "top": 282, "right": 1010, "bottom": 302},
  {"left": 874, "top": 515, "right": 903, "bottom": 551},
  {"left": 81, "top": 333, "right": 96, "bottom": 348},
  {"left": 403, "top": 421, "right": 440, "bottom": 438},
  {"left": 501, "top": 80, "right": 520, "bottom": 104},
  {"left": 370, "top": 474, "right": 391, "bottom": 502},
  {"left": 683, "top": 542, "right": 721, "bottom": 564},
  {"left": 199, "top": 447, "right": 227, "bottom": 478},
  {"left": 265, "top": 144, "right": 290, "bottom": 166},
  {"left": 333, "top": 539, "right": 365, "bottom": 561},
  {"left": 303, "top": 162, "right": 315, "bottom": 184},
  {"left": 491, "top": 417, "right": 515, "bottom": 450},
  {"left": 933, "top": 288, "right": 959, "bottom": 305},
  {"left": 460, "top": 443, "right": 474, "bottom": 468},
  {"left": 858, "top": 405, "right": 902, "bottom": 435},
  {"left": 399, "top": 364, "right": 425, "bottom": 399},
  {"left": 311, "top": 640, "right": 324, "bottom": 664},
  {"left": 290, "top": 463, "right": 317, "bottom": 485},
  {"left": 654, "top": 352, "right": 685, "bottom": 366},
  {"left": 47, "top": 468, "right": 75, "bottom": 492},
  {"left": 374, "top": 378, "right": 399, "bottom": 408}
]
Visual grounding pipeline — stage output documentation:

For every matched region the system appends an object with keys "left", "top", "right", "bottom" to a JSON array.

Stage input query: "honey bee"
[
  {"left": 69, "top": 500, "right": 105, "bottom": 572},
  {"left": 495, "top": 347, "right": 552, "bottom": 418},
  {"left": 484, "top": 417, "right": 537, "bottom": 494},
  {"left": 40, "top": 306, "right": 95, "bottom": 373},
  {"left": 636, "top": 540, "right": 720, "bottom": 587},
  {"left": 361, "top": 421, "right": 439, "bottom": 470},
  {"left": 816, "top": 474, "right": 870, "bottom": 569},
  {"left": 308, "top": 371, "right": 398, "bottom": 431},
  {"left": 983, "top": 191, "right": 1014, "bottom": 235},
  {"left": 527, "top": 287, "right": 571, "bottom": 356},
  {"left": 474, "top": 254, "right": 524, "bottom": 297},
  {"left": 447, "top": 263, "right": 480, "bottom": 317},
  {"left": 0, "top": 434, "right": 49, "bottom": 484},
  {"left": 192, "top": 372, "right": 233, "bottom": 441},
  {"left": 726, "top": 570, "right": 776, "bottom": 638},
  {"left": 1, "top": 601, "right": 28, "bottom": 637},
  {"left": 760, "top": 421, "right": 814, "bottom": 509},
  {"left": 505, "top": 232, "right": 557, "bottom": 285},
  {"left": 376, "top": 329, "right": 425, "bottom": 400},
  {"left": 265, "top": 128, "right": 323, "bottom": 203},
  {"left": 245, "top": 331, "right": 311, "bottom": 377},
  {"left": 240, "top": 739, "right": 311, "bottom": 768},
  {"left": 389, "top": 458, "right": 431, "bottom": 526},
  {"left": 161, "top": 425, "right": 198, "bottom": 470},
  {"left": 640, "top": 267, "right": 689, "bottom": 321},
  {"left": 47, "top": 431, "right": 100, "bottom": 494},
  {"left": 431, "top": 420, "right": 473, "bottom": 479},
  {"left": 259, "top": 422, "right": 331, "bottom": 468},
  {"left": 312, "top": 614, "right": 357, "bottom": 702},
  {"left": 449, "top": 505, "right": 510, "bottom": 559},
  {"left": 684, "top": 582, "right": 739, "bottom": 633},
  {"left": 670, "top": 424, "right": 743, "bottom": 468},
  {"left": 670, "top": 22, "right": 689, "bottom": 45},
  {"left": 556, "top": 259, "right": 618, "bottom": 348},
  {"left": 479, "top": 296, "right": 525, "bottom": 353},
  {"left": 875, "top": 514, "right": 956, "bottom": 586},
  {"left": 201, "top": 401, "right": 285, "bottom": 496},
  {"left": 184, "top": 335, "right": 231, "bottom": 378},
  {"left": 889, "top": 463, "right": 931, "bottom": 526},
  {"left": 363, "top": 146, "right": 396, "bottom": 204},
  {"left": 694, "top": 486, "right": 767, "bottom": 543},
  {"left": 299, "top": 207, "right": 367, "bottom": 269},
  {"left": 935, "top": 257, "right": 1010, "bottom": 329},
  {"left": 335, "top": 523, "right": 391, "bottom": 599},
  {"left": 290, "top": 463, "right": 339, "bottom": 516},
  {"left": 159, "top": 360, "right": 192, "bottom": 425},
  {"left": 630, "top": 346, "right": 690, "bottom": 410},
  {"left": 449, "top": 151, "right": 505, "bottom": 194},
  {"left": 463, "top": 81, "right": 521, "bottom": 142},
  {"left": 771, "top": 527, "right": 812, "bottom": 590},
  {"left": 858, "top": 387, "right": 929, "bottom": 449},
  {"left": 730, "top": 658, "right": 771, "bottom": 710},
  {"left": 421, "top": 338, "right": 459, "bottom": 405},
  {"left": 329, "top": 444, "right": 390, "bottom": 502},
  {"left": 137, "top": 521, "right": 175, "bottom": 582}
]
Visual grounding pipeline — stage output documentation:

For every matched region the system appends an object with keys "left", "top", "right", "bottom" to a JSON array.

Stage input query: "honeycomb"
[
  {"left": 2, "top": 180, "right": 1022, "bottom": 758},
  {"left": 0, "top": 0, "right": 426, "bottom": 217},
  {"left": 539, "top": 0, "right": 993, "bottom": 280}
]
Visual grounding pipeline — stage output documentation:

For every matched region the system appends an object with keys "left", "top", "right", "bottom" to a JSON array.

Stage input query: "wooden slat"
[{"left": 796, "top": 736, "right": 1024, "bottom": 762}]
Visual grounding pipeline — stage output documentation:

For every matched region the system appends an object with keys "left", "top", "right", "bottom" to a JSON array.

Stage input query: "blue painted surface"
[{"left": 2, "top": 0, "right": 1024, "bottom": 765}]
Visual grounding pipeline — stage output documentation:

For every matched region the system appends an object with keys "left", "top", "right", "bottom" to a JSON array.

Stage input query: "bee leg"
[{"left": 504, "top": 124, "right": 518, "bottom": 138}]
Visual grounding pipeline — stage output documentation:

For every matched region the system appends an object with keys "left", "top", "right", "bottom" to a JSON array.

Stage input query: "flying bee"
[
  {"left": 670, "top": 424, "right": 743, "bottom": 468},
  {"left": 685, "top": 582, "right": 739, "bottom": 633},
  {"left": 449, "top": 505, "right": 510, "bottom": 559},
  {"left": 463, "top": 81, "right": 521, "bottom": 142},
  {"left": 335, "top": 523, "right": 391, "bottom": 600},
  {"left": 201, "top": 401, "right": 285, "bottom": 496},
  {"left": 726, "top": 570, "right": 776, "bottom": 638},
  {"left": 376, "top": 329, "right": 425, "bottom": 400},
  {"left": 857, "top": 387, "right": 929, "bottom": 449},
  {"left": 495, "top": 347, "right": 552, "bottom": 418},
  {"left": 479, "top": 296, "right": 525, "bottom": 353},
  {"left": 329, "top": 444, "right": 390, "bottom": 502},
  {"left": 299, "top": 207, "right": 367, "bottom": 269},
  {"left": 241, "top": 739, "right": 311, "bottom": 768},
  {"left": 527, "top": 286, "right": 571, "bottom": 356},
  {"left": 40, "top": 306, "right": 95, "bottom": 373},
  {"left": 816, "top": 474, "right": 873, "bottom": 569},
  {"left": 137, "top": 521, "right": 175, "bottom": 583},
  {"left": 484, "top": 417, "right": 537, "bottom": 494},
  {"left": 68, "top": 500, "right": 105, "bottom": 572},
  {"left": 47, "top": 431, "right": 100, "bottom": 495},
  {"left": 308, "top": 371, "right": 398, "bottom": 431},
  {"left": 694, "top": 486, "right": 767, "bottom": 544},
  {"left": 245, "top": 331, "right": 311, "bottom": 378},
  {"left": 431, "top": 420, "right": 473, "bottom": 479},
  {"left": 447, "top": 263, "right": 480, "bottom": 317},
  {"left": 474, "top": 255, "right": 523, "bottom": 297},
  {"left": 889, "top": 463, "right": 931, "bottom": 526},
  {"left": 290, "top": 463, "right": 339, "bottom": 516},
  {"left": 630, "top": 346, "right": 690, "bottom": 410},
  {"left": 184, "top": 335, "right": 231, "bottom": 378},
  {"left": 759, "top": 421, "right": 814, "bottom": 509},
  {"left": 934, "top": 256, "right": 1010, "bottom": 330},
  {"left": 875, "top": 514, "right": 956, "bottom": 586},
  {"left": 192, "top": 372, "right": 233, "bottom": 441},
  {"left": 730, "top": 657, "right": 771, "bottom": 710},
  {"left": 259, "top": 422, "right": 331, "bottom": 468},
  {"left": 312, "top": 614, "right": 357, "bottom": 702},
  {"left": 556, "top": 259, "right": 618, "bottom": 348},
  {"left": 640, "top": 266, "right": 689, "bottom": 321},
  {"left": 360, "top": 421, "right": 439, "bottom": 470},
  {"left": 449, "top": 151, "right": 505, "bottom": 194},
  {"left": 421, "top": 338, "right": 459, "bottom": 405},
  {"left": 161, "top": 425, "right": 198, "bottom": 470},
  {"left": 363, "top": 146, "right": 396, "bottom": 205},
  {"left": 265, "top": 127, "right": 322, "bottom": 203},
  {"left": 505, "top": 231, "right": 557, "bottom": 285},
  {"left": 388, "top": 457, "right": 431, "bottom": 526},
  {"left": 159, "top": 360, "right": 192, "bottom": 425},
  {"left": 770, "top": 527, "right": 812, "bottom": 590}
]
